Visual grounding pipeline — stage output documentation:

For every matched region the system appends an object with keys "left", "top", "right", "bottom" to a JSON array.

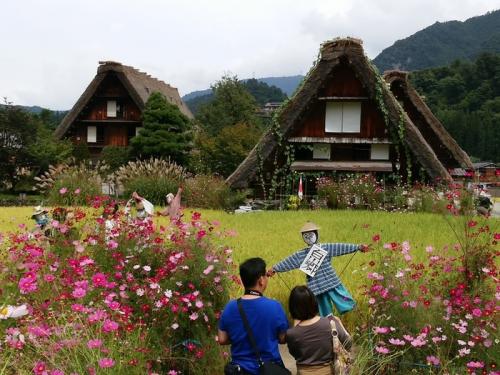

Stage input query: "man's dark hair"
[
  {"left": 289, "top": 285, "right": 319, "bottom": 320},
  {"left": 239, "top": 258, "right": 266, "bottom": 288}
]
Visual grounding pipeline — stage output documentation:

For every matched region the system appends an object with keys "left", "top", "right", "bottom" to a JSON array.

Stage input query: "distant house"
[
  {"left": 54, "top": 61, "right": 193, "bottom": 157},
  {"left": 227, "top": 38, "right": 470, "bottom": 195}
]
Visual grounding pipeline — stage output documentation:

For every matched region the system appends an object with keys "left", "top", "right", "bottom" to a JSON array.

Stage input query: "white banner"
[{"left": 299, "top": 244, "right": 327, "bottom": 277}]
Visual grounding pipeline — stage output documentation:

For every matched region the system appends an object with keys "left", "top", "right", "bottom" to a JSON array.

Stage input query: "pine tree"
[{"left": 130, "top": 92, "right": 192, "bottom": 165}]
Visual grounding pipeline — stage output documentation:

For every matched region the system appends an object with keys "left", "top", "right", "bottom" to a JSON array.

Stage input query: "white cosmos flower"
[{"left": 0, "top": 304, "right": 29, "bottom": 319}]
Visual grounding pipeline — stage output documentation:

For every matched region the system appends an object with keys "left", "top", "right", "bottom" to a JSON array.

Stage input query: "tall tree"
[
  {"left": 130, "top": 92, "right": 192, "bottom": 165},
  {"left": 192, "top": 76, "right": 263, "bottom": 176},
  {"left": 196, "top": 75, "right": 261, "bottom": 136}
]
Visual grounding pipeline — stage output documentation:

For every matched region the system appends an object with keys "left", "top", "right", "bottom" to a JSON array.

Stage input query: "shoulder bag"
[{"left": 329, "top": 316, "right": 352, "bottom": 375}]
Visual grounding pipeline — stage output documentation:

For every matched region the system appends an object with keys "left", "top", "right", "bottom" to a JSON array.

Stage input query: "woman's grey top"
[{"left": 286, "top": 317, "right": 351, "bottom": 365}]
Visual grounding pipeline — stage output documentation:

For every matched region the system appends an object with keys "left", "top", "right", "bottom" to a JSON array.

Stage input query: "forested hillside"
[
  {"left": 185, "top": 78, "right": 288, "bottom": 114},
  {"left": 374, "top": 10, "right": 500, "bottom": 72},
  {"left": 410, "top": 53, "right": 500, "bottom": 162}
]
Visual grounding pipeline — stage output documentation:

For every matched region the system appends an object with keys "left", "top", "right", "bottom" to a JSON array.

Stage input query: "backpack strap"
[{"left": 236, "top": 298, "right": 263, "bottom": 366}]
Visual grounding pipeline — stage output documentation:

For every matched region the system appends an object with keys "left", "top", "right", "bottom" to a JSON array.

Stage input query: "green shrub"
[
  {"left": 101, "top": 146, "right": 131, "bottom": 171},
  {"left": 114, "top": 157, "right": 186, "bottom": 205},
  {"left": 123, "top": 176, "right": 180, "bottom": 206},
  {"left": 184, "top": 175, "right": 246, "bottom": 209},
  {"left": 45, "top": 162, "right": 107, "bottom": 205}
]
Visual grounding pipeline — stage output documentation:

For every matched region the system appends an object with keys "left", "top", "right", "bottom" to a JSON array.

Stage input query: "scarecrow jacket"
[{"left": 273, "top": 243, "right": 360, "bottom": 295}]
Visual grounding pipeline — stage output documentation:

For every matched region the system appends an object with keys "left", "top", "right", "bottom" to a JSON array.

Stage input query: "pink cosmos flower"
[
  {"left": 51, "top": 370, "right": 64, "bottom": 375},
  {"left": 374, "top": 326, "right": 390, "bottom": 334},
  {"left": 59, "top": 187, "right": 68, "bottom": 195},
  {"left": 375, "top": 346, "right": 390, "bottom": 354},
  {"left": 33, "top": 361, "right": 47, "bottom": 375},
  {"left": 92, "top": 273, "right": 107, "bottom": 287},
  {"left": 472, "top": 308, "right": 482, "bottom": 317},
  {"left": 98, "top": 358, "right": 115, "bottom": 368},
  {"left": 203, "top": 265, "right": 214, "bottom": 275},
  {"left": 72, "top": 287, "right": 87, "bottom": 299},
  {"left": 466, "top": 361, "right": 484, "bottom": 369},
  {"left": 189, "top": 312, "right": 199, "bottom": 321},
  {"left": 107, "top": 240, "right": 118, "bottom": 250},
  {"left": 87, "top": 339, "right": 103, "bottom": 349},
  {"left": 426, "top": 356, "right": 440, "bottom": 366},
  {"left": 74, "top": 188, "right": 81, "bottom": 194},
  {"left": 388, "top": 338, "right": 405, "bottom": 346},
  {"left": 102, "top": 319, "right": 119, "bottom": 332},
  {"left": 44, "top": 274, "right": 55, "bottom": 282}
]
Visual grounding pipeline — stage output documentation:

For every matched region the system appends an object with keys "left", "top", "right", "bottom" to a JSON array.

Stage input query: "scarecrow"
[
  {"left": 268, "top": 222, "right": 367, "bottom": 316},
  {"left": 125, "top": 192, "right": 154, "bottom": 220},
  {"left": 31, "top": 205, "right": 49, "bottom": 232},
  {"left": 159, "top": 186, "right": 183, "bottom": 220}
]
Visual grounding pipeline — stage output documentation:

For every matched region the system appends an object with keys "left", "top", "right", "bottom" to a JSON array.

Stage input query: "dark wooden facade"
[
  {"left": 55, "top": 61, "right": 193, "bottom": 158},
  {"left": 65, "top": 74, "right": 142, "bottom": 155}
]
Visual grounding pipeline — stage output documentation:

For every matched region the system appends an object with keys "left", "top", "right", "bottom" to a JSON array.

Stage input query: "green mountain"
[
  {"left": 410, "top": 52, "right": 500, "bottom": 162},
  {"left": 374, "top": 9, "right": 500, "bottom": 72}
]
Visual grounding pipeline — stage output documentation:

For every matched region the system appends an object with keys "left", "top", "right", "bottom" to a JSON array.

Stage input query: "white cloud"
[{"left": 0, "top": 0, "right": 499, "bottom": 108}]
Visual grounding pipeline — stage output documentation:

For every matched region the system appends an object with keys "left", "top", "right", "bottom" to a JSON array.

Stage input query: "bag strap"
[{"left": 236, "top": 298, "right": 263, "bottom": 365}]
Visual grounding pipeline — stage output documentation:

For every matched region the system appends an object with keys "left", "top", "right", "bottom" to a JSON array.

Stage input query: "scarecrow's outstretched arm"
[
  {"left": 272, "top": 249, "right": 306, "bottom": 273},
  {"left": 323, "top": 243, "right": 361, "bottom": 257}
]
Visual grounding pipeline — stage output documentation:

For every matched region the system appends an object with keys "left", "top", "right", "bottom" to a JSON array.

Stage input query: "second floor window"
[
  {"left": 107, "top": 100, "right": 117, "bottom": 118},
  {"left": 325, "top": 102, "right": 361, "bottom": 133}
]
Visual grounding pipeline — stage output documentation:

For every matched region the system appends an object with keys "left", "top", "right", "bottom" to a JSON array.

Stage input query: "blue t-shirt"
[{"left": 219, "top": 297, "right": 289, "bottom": 374}]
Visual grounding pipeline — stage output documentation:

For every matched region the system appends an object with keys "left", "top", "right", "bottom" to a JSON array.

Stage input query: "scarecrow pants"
[{"left": 316, "top": 285, "right": 355, "bottom": 316}]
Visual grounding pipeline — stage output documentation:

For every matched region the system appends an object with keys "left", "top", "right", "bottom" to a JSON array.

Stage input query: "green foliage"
[
  {"left": 46, "top": 162, "right": 107, "bottom": 206},
  {"left": 411, "top": 52, "right": 500, "bottom": 161},
  {"left": 193, "top": 123, "right": 261, "bottom": 177},
  {"left": 374, "top": 9, "right": 500, "bottom": 71},
  {"left": 183, "top": 174, "right": 246, "bottom": 210},
  {"left": 101, "top": 145, "right": 131, "bottom": 171},
  {"left": 114, "top": 158, "right": 186, "bottom": 205},
  {"left": 27, "top": 125, "right": 73, "bottom": 173},
  {"left": 195, "top": 75, "right": 262, "bottom": 136},
  {"left": 185, "top": 78, "right": 288, "bottom": 115},
  {"left": 71, "top": 142, "right": 91, "bottom": 162},
  {"left": 130, "top": 92, "right": 192, "bottom": 164},
  {"left": 0, "top": 103, "right": 72, "bottom": 192},
  {"left": 193, "top": 75, "right": 264, "bottom": 176}
]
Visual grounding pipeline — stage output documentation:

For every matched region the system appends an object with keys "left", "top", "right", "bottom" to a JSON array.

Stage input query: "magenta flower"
[
  {"left": 472, "top": 308, "right": 482, "bottom": 317},
  {"left": 426, "top": 356, "right": 440, "bottom": 366},
  {"left": 98, "top": 358, "right": 115, "bottom": 368},
  {"left": 33, "top": 361, "right": 47, "bottom": 375},
  {"left": 102, "top": 319, "right": 119, "bottom": 332},
  {"left": 87, "top": 339, "right": 103, "bottom": 349},
  {"left": 375, "top": 346, "right": 390, "bottom": 354},
  {"left": 72, "top": 287, "right": 87, "bottom": 299},
  {"left": 92, "top": 273, "right": 108, "bottom": 287},
  {"left": 466, "top": 361, "right": 484, "bottom": 369}
]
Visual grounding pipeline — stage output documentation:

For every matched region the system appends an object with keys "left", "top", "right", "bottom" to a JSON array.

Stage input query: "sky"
[{"left": 1, "top": 0, "right": 499, "bottom": 109}]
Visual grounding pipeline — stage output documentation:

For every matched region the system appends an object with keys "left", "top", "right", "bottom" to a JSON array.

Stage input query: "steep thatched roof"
[
  {"left": 54, "top": 61, "right": 193, "bottom": 139},
  {"left": 384, "top": 70, "right": 472, "bottom": 169},
  {"left": 227, "top": 38, "right": 451, "bottom": 188}
]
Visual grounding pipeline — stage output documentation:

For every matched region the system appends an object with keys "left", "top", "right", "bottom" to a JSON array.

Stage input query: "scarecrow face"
[{"left": 302, "top": 230, "right": 318, "bottom": 246}]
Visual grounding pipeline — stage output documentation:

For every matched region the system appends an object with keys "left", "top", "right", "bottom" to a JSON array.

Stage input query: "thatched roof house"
[
  {"left": 384, "top": 70, "right": 472, "bottom": 170},
  {"left": 54, "top": 61, "right": 192, "bottom": 156},
  {"left": 227, "top": 38, "right": 454, "bottom": 191}
]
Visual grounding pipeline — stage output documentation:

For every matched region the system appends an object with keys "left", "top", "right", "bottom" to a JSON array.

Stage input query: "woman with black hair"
[{"left": 286, "top": 286, "right": 351, "bottom": 375}]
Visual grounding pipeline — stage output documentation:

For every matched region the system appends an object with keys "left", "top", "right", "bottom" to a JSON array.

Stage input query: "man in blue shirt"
[{"left": 218, "top": 258, "right": 289, "bottom": 374}]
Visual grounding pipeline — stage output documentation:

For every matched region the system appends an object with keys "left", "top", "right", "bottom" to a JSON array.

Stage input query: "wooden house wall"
[{"left": 290, "top": 65, "right": 387, "bottom": 139}]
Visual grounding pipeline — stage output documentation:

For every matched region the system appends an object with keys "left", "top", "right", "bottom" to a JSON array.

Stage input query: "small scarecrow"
[
  {"left": 125, "top": 192, "right": 154, "bottom": 220},
  {"left": 268, "top": 222, "right": 367, "bottom": 316},
  {"left": 159, "top": 186, "right": 183, "bottom": 220},
  {"left": 31, "top": 205, "right": 49, "bottom": 231}
]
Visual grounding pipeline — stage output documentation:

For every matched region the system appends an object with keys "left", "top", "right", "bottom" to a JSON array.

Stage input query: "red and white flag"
[{"left": 298, "top": 175, "right": 303, "bottom": 200}]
